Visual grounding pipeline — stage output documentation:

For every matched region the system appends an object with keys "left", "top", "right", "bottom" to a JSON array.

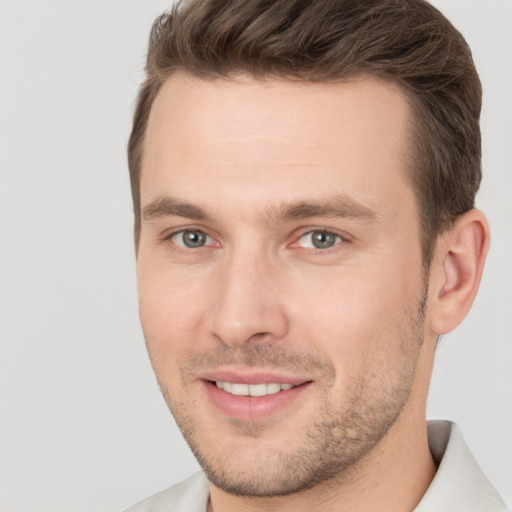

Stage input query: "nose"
[{"left": 207, "top": 248, "right": 289, "bottom": 347}]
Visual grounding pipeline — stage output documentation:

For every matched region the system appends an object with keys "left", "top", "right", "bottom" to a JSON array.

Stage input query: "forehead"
[{"left": 142, "top": 73, "right": 415, "bottom": 221}]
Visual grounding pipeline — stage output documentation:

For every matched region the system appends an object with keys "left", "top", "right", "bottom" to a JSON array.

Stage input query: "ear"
[{"left": 428, "top": 209, "right": 490, "bottom": 335}]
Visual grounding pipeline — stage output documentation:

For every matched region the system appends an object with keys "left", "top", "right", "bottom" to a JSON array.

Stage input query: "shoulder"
[{"left": 122, "top": 472, "right": 210, "bottom": 512}]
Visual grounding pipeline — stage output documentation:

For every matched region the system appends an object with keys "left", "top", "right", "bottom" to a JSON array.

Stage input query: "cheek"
[
  {"left": 137, "top": 260, "right": 209, "bottom": 364},
  {"left": 287, "top": 261, "right": 423, "bottom": 381}
]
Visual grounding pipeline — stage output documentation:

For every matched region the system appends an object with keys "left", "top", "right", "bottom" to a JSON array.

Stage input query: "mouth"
[
  {"left": 214, "top": 381, "right": 296, "bottom": 396},
  {"left": 200, "top": 374, "right": 312, "bottom": 422}
]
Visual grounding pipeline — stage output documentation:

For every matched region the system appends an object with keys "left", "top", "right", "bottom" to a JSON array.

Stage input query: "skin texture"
[{"left": 136, "top": 74, "right": 489, "bottom": 512}]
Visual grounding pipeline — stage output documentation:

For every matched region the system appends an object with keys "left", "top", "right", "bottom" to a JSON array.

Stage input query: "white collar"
[{"left": 413, "top": 420, "right": 507, "bottom": 511}]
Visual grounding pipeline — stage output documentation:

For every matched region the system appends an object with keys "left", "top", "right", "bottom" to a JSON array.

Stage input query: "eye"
[
  {"left": 170, "top": 229, "right": 214, "bottom": 249},
  {"left": 296, "top": 230, "right": 342, "bottom": 249}
]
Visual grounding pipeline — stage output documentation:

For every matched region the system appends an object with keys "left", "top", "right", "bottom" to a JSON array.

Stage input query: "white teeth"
[
  {"left": 266, "top": 383, "right": 281, "bottom": 394},
  {"left": 249, "top": 383, "right": 267, "bottom": 396},
  {"left": 215, "top": 381, "right": 296, "bottom": 396},
  {"left": 231, "top": 383, "right": 249, "bottom": 396}
]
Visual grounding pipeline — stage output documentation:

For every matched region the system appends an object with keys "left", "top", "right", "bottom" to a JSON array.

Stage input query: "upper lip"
[{"left": 198, "top": 367, "right": 312, "bottom": 386}]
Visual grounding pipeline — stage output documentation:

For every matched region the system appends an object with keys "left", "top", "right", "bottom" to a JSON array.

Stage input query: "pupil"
[
  {"left": 312, "top": 231, "right": 335, "bottom": 249},
  {"left": 183, "top": 231, "right": 206, "bottom": 248}
]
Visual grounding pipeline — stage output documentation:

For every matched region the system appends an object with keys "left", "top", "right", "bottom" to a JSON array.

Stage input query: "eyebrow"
[
  {"left": 266, "top": 194, "right": 378, "bottom": 224},
  {"left": 142, "top": 197, "right": 210, "bottom": 221},
  {"left": 141, "top": 193, "right": 378, "bottom": 224}
]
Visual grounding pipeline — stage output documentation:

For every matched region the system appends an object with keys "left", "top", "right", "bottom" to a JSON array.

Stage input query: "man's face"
[{"left": 137, "top": 74, "right": 432, "bottom": 496}]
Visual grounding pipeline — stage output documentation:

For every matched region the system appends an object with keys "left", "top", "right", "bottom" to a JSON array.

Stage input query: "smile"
[
  {"left": 203, "top": 377, "right": 312, "bottom": 421},
  {"left": 215, "top": 381, "right": 295, "bottom": 396}
]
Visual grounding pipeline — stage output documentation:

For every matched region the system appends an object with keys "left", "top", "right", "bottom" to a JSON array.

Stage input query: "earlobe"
[{"left": 429, "top": 209, "right": 490, "bottom": 335}]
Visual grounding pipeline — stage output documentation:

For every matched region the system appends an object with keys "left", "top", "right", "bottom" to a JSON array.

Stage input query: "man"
[{"left": 124, "top": 0, "right": 508, "bottom": 510}]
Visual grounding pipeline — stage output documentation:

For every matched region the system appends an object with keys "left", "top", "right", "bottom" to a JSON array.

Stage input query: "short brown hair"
[{"left": 128, "top": 0, "right": 482, "bottom": 264}]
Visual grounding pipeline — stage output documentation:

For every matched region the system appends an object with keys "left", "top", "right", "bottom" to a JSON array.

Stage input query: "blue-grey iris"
[
  {"left": 182, "top": 230, "right": 207, "bottom": 248},
  {"left": 311, "top": 231, "right": 337, "bottom": 249}
]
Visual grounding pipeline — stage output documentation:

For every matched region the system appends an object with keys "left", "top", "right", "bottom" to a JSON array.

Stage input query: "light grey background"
[{"left": 0, "top": 1, "right": 510, "bottom": 510}]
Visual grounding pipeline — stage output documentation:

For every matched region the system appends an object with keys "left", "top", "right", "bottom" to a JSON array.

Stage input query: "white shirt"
[{"left": 123, "top": 421, "right": 508, "bottom": 512}]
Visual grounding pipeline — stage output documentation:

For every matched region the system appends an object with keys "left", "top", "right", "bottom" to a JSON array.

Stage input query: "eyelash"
[
  {"left": 292, "top": 229, "right": 348, "bottom": 253},
  {"left": 163, "top": 228, "right": 350, "bottom": 253},
  {"left": 164, "top": 228, "right": 217, "bottom": 250}
]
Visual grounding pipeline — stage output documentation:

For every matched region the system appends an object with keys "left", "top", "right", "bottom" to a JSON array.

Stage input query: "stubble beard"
[{"left": 150, "top": 289, "right": 428, "bottom": 498}]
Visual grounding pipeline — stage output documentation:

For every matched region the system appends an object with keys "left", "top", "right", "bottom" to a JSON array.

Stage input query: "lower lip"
[{"left": 202, "top": 381, "right": 311, "bottom": 422}]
